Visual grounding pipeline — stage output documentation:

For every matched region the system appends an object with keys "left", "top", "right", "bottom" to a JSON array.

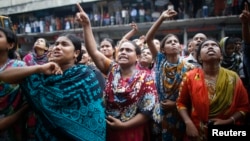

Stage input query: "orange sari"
[{"left": 177, "top": 67, "right": 249, "bottom": 140}]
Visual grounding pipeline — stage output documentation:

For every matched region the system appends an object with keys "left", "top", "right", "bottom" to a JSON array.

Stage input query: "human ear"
[
  {"left": 8, "top": 42, "right": 15, "bottom": 50},
  {"left": 75, "top": 50, "right": 80, "bottom": 58}
]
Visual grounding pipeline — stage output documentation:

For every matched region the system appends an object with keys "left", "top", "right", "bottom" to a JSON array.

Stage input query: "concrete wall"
[{"left": 0, "top": 0, "right": 100, "bottom": 15}]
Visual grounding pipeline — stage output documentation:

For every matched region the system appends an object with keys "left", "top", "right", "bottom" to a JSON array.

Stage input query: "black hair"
[
  {"left": 141, "top": 47, "right": 155, "bottom": 69},
  {"left": 226, "top": 37, "right": 236, "bottom": 47},
  {"left": 196, "top": 38, "right": 221, "bottom": 65},
  {"left": 130, "top": 40, "right": 141, "bottom": 55},
  {"left": 100, "top": 38, "right": 115, "bottom": 49},
  {"left": 58, "top": 33, "right": 83, "bottom": 64},
  {"left": 0, "top": 27, "right": 18, "bottom": 59},
  {"left": 118, "top": 40, "right": 141, "bottom": 55}
]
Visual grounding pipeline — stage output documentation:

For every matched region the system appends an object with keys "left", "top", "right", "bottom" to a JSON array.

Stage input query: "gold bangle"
[
  {"left": 230, "top": 117, "right": 235, "bottom": 124},
  {"left": 239, "top": 111, "right": 246, "bottom": 116}
]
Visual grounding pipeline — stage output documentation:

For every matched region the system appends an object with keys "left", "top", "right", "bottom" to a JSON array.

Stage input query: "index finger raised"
[
  {"left": 76, "top": 3, "right": 84, "bottom": 12},
  {"left": 245, "top": 2, "right": 249, "bottom": 11}
]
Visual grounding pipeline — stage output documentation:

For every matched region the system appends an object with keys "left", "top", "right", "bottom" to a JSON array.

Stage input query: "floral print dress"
[{"left": 105, "top": 64, "right": 159, "bottom": 141}]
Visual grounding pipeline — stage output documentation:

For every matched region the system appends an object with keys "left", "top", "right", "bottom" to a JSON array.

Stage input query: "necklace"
[
  {"left": 112, "top": 66, "right": 137, "bottom": 94},
  {"left": 205, "top": 74, "right": 218, "bottom": 101},
  {"left": 0, "top": 59, "right": 11, "bottom": 72}
]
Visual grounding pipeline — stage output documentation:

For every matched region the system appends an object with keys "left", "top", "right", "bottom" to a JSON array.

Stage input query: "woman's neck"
[
  {"left": 166, "top": 54, "right": 179, "bottom": 64},
  {"left": 120, "top": 65, "right": 136, "bottom": 78},
  {"left": 139, "top": 62, "right": 150, "bottom": 69},
  {"left": 202, "top": 63, "right": 220, "bottom": 76},
  {"left": 60, "top": 63, "right": 75, "bottom": 72},
  {"left": 0, "top": 53, "right": 9, "bottom": 66}
]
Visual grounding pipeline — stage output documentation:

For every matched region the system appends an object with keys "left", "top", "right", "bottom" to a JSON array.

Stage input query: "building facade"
[{"left": 0, "top": 0, "right": 245, "bottom": 56}]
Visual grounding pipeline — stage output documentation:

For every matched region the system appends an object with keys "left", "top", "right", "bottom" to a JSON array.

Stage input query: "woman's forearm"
[
  {"left": 178, "top": 108, "right": 193, "bottom": 124},
  {"left": 145, "top": 17, "right": 164, "bottom": 57},
  {"left": 83, "top": 23, "right": 108, "bottom": 72},
  {"left": 123, "top": 113, "right": 149, "bottom": 129},
  {"left": 0, "top": 104, "right": 29, "bottom": 131},
  {"left": 0, "top": 65, "right": 41, "bottom": 84}
]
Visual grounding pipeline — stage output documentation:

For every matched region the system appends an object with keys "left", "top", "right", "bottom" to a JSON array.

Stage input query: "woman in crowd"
[
  {"left": 23, "top": 37, "right": 50, "bottom": 66},
  {"left": 177, "top": 39, "right": 249, "bottom": 140},
  {"left": 136, "top": 47, "right": 155, "bottom": 73},
  {"left": 21, "top": 37, "right": 51, "bottom": 140},
  {"left": 99, "top": 37, "right": 117, "bottom": 79},
  {"left": 119, "top": 22, "right": 155, "bottom": 73},
  {"left": 75, "top": 3, "right": 159, "bottom": 141},
  {"left": 78, "top": 42, "right": 106, "bottom": 91},
  {"left": 219, "top": 36, "right": 244, "bottom": 77},
  {"left": 183, "top": 38, "right": 193, "bottom": 57},
  {"left": 0, "top": 33, "right": 106, "bottom": 141},
  {"left": 99, "top": 37, "right": 116, "bottom": 61},
  {"left": 0, "top": 27, "right": 28, "bottom": 141},
  {"left": 219, "top": 36, "right": 246, "bottom": 88},
  {"left": 79, "top": 42, "right": 94, "bottom": 66},
  {"left": 234, "top": 37, "right": 243, "bottom": 55},
  {"left": 145, "top": 9, "right": 194, "bottom": 141}
]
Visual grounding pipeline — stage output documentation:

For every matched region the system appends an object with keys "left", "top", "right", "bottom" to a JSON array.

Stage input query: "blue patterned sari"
[
  {"left": 21, "top": 65, "right": 106, "bottom": 141},
  {"left": 154, "top": 53, "right": 194, "bottom": 141}
]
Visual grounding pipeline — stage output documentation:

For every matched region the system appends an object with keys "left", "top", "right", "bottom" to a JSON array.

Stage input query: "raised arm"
[
  {"left": 240, "top": 2, "right": 250, "bottom": 44},
  {"left": 240, "top": 2, "right": 250, "bottom": 95},
  {"left": 145, "top": 9, "right": 177, "bottom": 58},
  {"left": 75, "top": 3, "right": 109, "bottom": 73},
  {"left": 0, "top": 62, "right": 62, "bottom": 84},
  {"left": 122, "top": 22, "right": 138, "bottom": 40}
]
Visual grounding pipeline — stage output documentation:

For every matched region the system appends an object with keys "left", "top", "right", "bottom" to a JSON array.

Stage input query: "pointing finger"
[
  {"left": 245, "top": 2, "right": 249, "bottom": 11},
  {"left": 76, "top": 3, "right": 84, "bottom": 12}
]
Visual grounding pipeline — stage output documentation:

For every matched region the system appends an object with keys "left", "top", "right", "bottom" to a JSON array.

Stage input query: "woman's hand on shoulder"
[{"left": 39, "top": 62, "right": 62, "bottom": 75}]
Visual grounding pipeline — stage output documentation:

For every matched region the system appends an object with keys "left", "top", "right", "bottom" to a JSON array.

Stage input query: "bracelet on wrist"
[{"left": 230, "top": 116, "right": 235, "bottom": 124}]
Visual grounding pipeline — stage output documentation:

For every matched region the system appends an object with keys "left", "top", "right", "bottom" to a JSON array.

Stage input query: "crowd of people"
[
  {"left": 0, "top": 2, "right": 250, "bottom": 141},
  {"left": 12, "top": 0, "right": 248, "bottom": 34}
]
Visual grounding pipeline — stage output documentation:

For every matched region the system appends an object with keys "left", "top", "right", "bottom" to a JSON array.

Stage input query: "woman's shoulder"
[
  {"left": 77, "top": 64, "right": 106, "bottom": 90},
  {"left": 184, "top": 67, "right": 202, "bottom": 77},
  {"left": 23, "top": 52, "right": 32, "bottom": 58},
  {"left": 22, "top": 53, "right": 33, "bottom": 61},
  {"left": 220, "top": 67, "right": 239, "bottom": 78},
  {"left": 76, "top": 64, "right": 104, "bottom": 76}
]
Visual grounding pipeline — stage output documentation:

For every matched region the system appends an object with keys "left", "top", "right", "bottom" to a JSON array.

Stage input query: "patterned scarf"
[
  {"left": 155, "top": 53, "right": 193, "bottom": 101},
  {"left": 21, "top": 65, "right": 106, "bottom": 141},
  {"left": 220, "top": 37, "right": 242, "bottom": 74},
  {"left": 104, "top": 64, "right": 158, "bottom": 122}
]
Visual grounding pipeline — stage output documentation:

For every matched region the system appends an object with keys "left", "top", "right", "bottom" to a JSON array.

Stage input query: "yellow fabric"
[{"left": 209, "top": 67, "right": 235, "bottom": 117}]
